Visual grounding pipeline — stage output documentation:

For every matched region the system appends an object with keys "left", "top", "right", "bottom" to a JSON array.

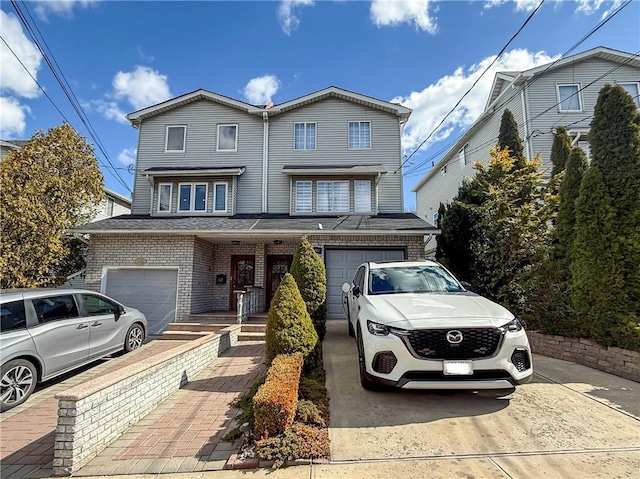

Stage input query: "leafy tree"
[
  {"left": 550, "top": 126, "right": 572, "bottom": 176},
  {"left": 497, "top": 109, "right": 526, "bottom": 169},
  {"left": 265, "top": 273, "right": 318, "bottom": 365},
  {"left": 290, "top": 237, "right": 327, "bottom": 341},
  {"left": 0, "top": 124, "right": 104, "bottom": 288}
]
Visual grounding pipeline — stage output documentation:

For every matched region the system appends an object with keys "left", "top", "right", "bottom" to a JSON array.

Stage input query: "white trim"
[
  {"left": 348, "top": 120, "right": 372, "bottom": 150},
  {"left": 164, "top": 125, "right": 186, "bottom": 153},
  {"left": 618, "top": 81, "right": 640, "bottom": 107},
  {"left": 217, "top": 124, "right": 238, "bottom": 152},
  {"left": 556, "top": 83, "right": 583, "bottom": 112},
  {"left": 458, "top": 143, "right": 469, "bottom": 169},
  {"left": 293, "top": 122, "right": 317, "bottom": 150},
  {"left": 80, "top": 228, "right": 439, "bottom": 236},
  {"left": 178, "top": 182, "right": 208, "bottom": 212},
  {"left": 213, "top": 182, "right": 228, "bottom": 213},
  {"left": 294, "top": 180, "right": 313, "bottom": 213},
  {"left": 144, "top": 167, "right": 244, "bottom": 177},
  {"left": 157, "top": 183, "right": 173, "bottom": 213}
]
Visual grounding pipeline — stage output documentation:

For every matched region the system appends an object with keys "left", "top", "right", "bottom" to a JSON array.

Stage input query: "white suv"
[{"left": 342, "top": 260, "right": 533, "bottom": 393}]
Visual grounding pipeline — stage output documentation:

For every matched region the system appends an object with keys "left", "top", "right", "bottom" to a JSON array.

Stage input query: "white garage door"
[
  {"left": 325, "top": 249, "right": 405, "bottom": 319},
  {"left": 103, "top": 268, "right": 178, "bottom": 336}
]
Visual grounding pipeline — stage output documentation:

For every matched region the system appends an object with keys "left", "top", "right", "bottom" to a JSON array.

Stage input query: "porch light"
[
  {"left": 231, "top": 240, "right": 240, "bottom": 245},
  {"left": 273, "top": 240, "right": 283, "bottom": 245}
]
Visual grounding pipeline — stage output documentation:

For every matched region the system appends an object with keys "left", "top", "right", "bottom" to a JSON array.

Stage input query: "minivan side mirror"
[
  {"left": 114, "top": 306, "right": 126, "bottom": 321},
  {"left": 341, "top": 282, "right": 351, "bottom": 294}
]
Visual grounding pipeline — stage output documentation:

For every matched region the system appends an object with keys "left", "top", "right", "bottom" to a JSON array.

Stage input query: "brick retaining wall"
[
  {"left": 52, "top": 326, "right": 241, "bottom": 476},
  {"left": 528, "top": 331, "right": 640, "bottom": 383}
]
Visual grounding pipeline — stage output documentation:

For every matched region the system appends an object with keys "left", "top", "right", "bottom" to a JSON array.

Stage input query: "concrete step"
[
  {"left": 188, "top": 315, "right": 238, "bottom": 324},
  {"left": 238, "top": 332, "right": 266, "bottom": 342},
  {"left": 166, "top": 323, "right": 227, "bottom": 332},
  {"left": 241, "top": 324, "right": 266, "bottom": 333},
  {"left": 162, "top": 331, "right": 209, "bottom": 341}
]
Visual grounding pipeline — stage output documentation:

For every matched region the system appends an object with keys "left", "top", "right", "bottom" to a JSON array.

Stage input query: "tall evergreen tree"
[
  {"left": 497, "top": 109, "right": 526, "bottom": 169},
  {"left": 550, "top": 126, "right": 573, "bottom": 176},
  {"left": 434, "top": 202, "right": 446, "bottom": 259}
]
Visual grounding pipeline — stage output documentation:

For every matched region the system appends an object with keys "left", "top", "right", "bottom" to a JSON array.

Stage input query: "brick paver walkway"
[{"left": 75, "top": 342, "right": 265, "bottom": 476}]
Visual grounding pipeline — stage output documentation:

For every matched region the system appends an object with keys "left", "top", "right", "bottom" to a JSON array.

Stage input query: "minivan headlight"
[{"left": 500, "top": 319, "right": 523, "bottom": 333}]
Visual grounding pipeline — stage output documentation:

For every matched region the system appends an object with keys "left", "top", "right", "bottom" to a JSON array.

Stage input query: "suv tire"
[{"left": 356, "top": 324, "right": 380, "bottom": 391}]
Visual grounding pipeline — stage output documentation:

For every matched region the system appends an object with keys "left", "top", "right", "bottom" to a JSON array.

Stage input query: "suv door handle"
[
  {"left": 92, "top": 322, "right": 102, "bottom": 327},
  {"left": 77, "top": 324, "right": 88, "bottom": 330}
]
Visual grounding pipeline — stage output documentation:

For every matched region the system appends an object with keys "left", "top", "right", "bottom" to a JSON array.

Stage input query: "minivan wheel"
[
  {"left": 356, "top": 324, "right": 379, "bottom": 391},
  {"left": 124, "top": 324, "right": 144, "bottom": 352},
  {"left": 1, "top": 359, "right": 37, "bottom": 412}
]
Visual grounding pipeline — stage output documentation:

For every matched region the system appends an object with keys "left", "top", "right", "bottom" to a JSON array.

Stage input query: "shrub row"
[{"left": 253, "top": 352, "right": 303, "bottom": 440}]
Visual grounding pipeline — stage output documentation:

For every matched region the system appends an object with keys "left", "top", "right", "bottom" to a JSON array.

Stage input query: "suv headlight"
[
  {"left": 500, "top": 319, "right": 523, "bottom": 333},
  {"left": 367, "top": 320, "right": 390, "bottom": 336}
]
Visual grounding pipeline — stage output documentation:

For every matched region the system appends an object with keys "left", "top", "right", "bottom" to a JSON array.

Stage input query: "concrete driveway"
[{"left": 324, "top": 321, "right": 640, "bottom": 478}]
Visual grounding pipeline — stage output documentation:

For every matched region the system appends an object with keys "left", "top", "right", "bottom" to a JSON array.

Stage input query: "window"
[
  {"left": 620, "top": 82, "right": 640, "bottom": 107},
  {"left": 104, "top": 197, "right": 115, "bottom": 216},
  {"left": 577, "top": 140, "right": 592, "bottom": 163},
  {"left": 348, "top": 121, "right": 371, "bottom": 149},
  {"left": 354, "top": 180, "right": 372, "bottom": 213},
  {"left": 165, "top": 126, "right": 186, "bottom": 152},
  {"left": 32, "top": 295, "right": 79, "bottom": 323},
  {"left": 1, "top": 300, "right": 27, "bottom": 332},
  {"left": 214, "top": 182, "right": 228, "bottom": 212},
  {"left": 82, "top": 294, "right": 117, "bottom": 316},
  {"left": 354, "top": 266, "right": 366, "bottom": 292},
  {"left": 432, "top": 212, "right": 439, "bottom": 225},
  {"left": 158, "top": 183, "right": 172, "bottom": 212},
  {"left": 179, "top": 183, "right": 207, "bottom": 212},
  {"left": 317, "top": 181, "right": 349, "bottom": 212},
  {"left": 368, "top": 266, "right": 462, "bottom": 295},
  {"left": 295, "top": 181, "right": 312, "bottom": 213},
  {"left": 458, "top": 144, "right": 469, "bottom": 167},
  {"left": 294, "top": 123, "right": 316, "bottom": 150},
  {"left": 217, "top": 124, "right": 238, "bottom": 151},
  {"left": 441, "top": 164, "right": 447, "bottom": 175},
  {"left": 557, "top": 84, "right": 582, "bottom": 112}
]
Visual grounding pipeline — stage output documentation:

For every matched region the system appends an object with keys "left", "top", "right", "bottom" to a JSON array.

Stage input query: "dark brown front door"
[
  {"left": 230, "top": 255, "right": 255, "bottom": 310},
  {"left": 266, "top": 255, "right": 293, "bottom": 309}
]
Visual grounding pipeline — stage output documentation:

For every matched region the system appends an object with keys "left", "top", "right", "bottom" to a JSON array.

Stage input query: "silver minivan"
[{"left": 1, "top": 289, "right": 147, "bottom": 411}]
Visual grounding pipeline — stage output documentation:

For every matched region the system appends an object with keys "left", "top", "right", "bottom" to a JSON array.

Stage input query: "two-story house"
[
  {"left": 412, "top": 46, "right": 639, "bottom": 253},
  {"left": 75, "top": 86, "right": 437, "bottom": 335}
]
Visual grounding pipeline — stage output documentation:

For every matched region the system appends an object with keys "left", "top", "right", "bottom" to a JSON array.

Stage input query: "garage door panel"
[
  {"left": 325, "top": 249, "right": 405, "bottom": 319},
  {"left": 104, "top": 269, "right": 178, "bottom": 336}
]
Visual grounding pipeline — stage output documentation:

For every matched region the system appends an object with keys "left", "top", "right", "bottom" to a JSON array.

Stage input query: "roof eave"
[{"left": 72, "top": 228, "right": 438, "bottom": 236}]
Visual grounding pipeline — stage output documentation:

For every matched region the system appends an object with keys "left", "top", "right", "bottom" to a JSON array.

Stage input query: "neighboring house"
[
  {"left": 412, "top": 46, "right": 640, "bottom": 252},
  {"left": 93, "top": 188, "right": 132, "bottom": 222},
  {"left": 0, "top": 139, "right": 28, "bottom": 159},
  {"left": 74, "top": 86, "right": 438, "bottom": 335}
]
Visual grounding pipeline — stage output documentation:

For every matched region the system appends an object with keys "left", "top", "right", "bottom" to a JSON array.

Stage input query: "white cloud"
[
  {"left": 33, "top": 0, "right": 98, "bottom": 21},
  {"left": 137, "top": 46, "right": 155, "bottom": 63},
  {"left": 93, "top": 99, "right": 128, "bottom": 124},
  {"left": 0, "top": 96, "right": 30, "bottom": 138},
  {"left": 370, "top": 0, "right": 437, "bottom": 33},
  {"left": 112, "top": 66, "right": 172, "bottom": 110},
  {"left": 484, "top": 0, "right": 540, "bottom": 11},
  {"left": 278, "top": 0, "right": 314, "bottom": 35},
  {"left": 243, "top": 75, "right": 280, "bottom": 104},
  {"left": 117, "top": 147, "right": 137, "bottom": 166},
  {"left": 0, "top": 11, "right": 43, "bottom": 99},
  {"left": 392, "top": 48, "right": 558, "bottom": 153},
  {"left": 576, "top": 0, "right": 624, "bottom": 18}
]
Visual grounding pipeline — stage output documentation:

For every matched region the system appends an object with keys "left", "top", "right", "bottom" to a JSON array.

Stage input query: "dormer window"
[
  {"left": 217, "top": 125, "right": 238, "bottom": 152},
  {"left": 165, "top": 126, "right": 186, "bottom": 152}
]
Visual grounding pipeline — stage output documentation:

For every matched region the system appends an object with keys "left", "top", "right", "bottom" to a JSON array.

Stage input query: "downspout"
[
  {"left": 520, "top": 87, "right": 531, "bottom": 160},
  {"left": 375, "top": 172, "right": 382, "bottom": 214},
  {"left": 145, "top": 174, "right": 154, "bottom": 215},
  {"left": 262, "top": 111, "right": 269, "bottom": 213}
]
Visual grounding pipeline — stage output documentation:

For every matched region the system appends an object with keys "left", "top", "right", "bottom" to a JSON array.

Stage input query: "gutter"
[
  {"left": 72, "top": 228, "right": 440, "bottom": 236},
  {"left": 262, "top": 111, "right": 269, "bottom": 213}
]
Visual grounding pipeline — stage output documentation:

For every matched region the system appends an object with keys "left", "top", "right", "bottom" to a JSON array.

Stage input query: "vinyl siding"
[
  {"left": 267, "top": 97, "right": 404, "bottom": 213},
  {"left": 131, "top": 100, "right": 263, "bottom": 214}
]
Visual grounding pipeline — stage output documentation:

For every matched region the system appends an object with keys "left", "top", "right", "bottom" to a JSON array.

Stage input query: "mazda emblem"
[{"left": 446, "top": 330, "right": 463, "bottom": 344}]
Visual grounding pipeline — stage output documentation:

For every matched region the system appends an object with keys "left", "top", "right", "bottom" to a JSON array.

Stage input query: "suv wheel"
[
  {"left": 1, "top": 359, "right": 37, "bottom": 412},
  {"left": 348, "top": 318, "right": 355, "bottom": 338},
  {"left": 124, "top": 324, "right": 144, "bottom": 352},
  {"left": 356, "top": 324, "right": 379, "bottom": 391}
]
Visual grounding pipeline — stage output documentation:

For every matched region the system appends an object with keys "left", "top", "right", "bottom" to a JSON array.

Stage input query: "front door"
[
  {"left": 266, "top": 255, "right": 293, "bottom": 308},
  {"left": 230, "top": 255, "right": 255, "bottom": 310}
]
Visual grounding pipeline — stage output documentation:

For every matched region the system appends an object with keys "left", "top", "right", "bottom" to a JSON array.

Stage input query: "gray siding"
[
  {"left": 132, "top": 100, "right": 263, "bottom": 215},
  {"left": 267, "top": 97, "right": 404, "bottom": 214}
]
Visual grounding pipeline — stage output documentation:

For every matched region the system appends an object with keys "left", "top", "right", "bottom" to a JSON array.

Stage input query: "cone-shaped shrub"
[
  {"left": 265, "top": 273, "right": 318, "bottom": 365},
  {"left": 550, "top": 126, "right": 572, "bottom": 176},
  {"left": 290, "top": 237, "right": 327, "bottom": 341},
  {"left": 497, "top": 109, "right": 525, "bottom": 169}
]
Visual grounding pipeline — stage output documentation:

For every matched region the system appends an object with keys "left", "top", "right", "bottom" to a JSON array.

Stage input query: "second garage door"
[
  {"left": 103, "top": 268, "right": 178, "bottom": 336},
  {"left": 325, "top": 249, "right": 405, "bottom": 319}
]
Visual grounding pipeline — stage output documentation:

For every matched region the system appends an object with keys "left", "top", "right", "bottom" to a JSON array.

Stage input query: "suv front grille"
[
  {"left": 405, "top": 328, "right": 503, "bottom": 360},
  {"left": 372, "top": 351, "right": 398, "bottom": 374},
  {"left": 510, "top": 348, "right": 531, "bottom": 372}
]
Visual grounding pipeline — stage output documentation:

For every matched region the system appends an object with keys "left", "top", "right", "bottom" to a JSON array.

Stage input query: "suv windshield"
[{"left": 368, "top": 265, "right": 462, "bottom": 295}]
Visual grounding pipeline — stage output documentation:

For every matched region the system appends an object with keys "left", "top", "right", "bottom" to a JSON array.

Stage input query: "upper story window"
[
  {"left": 217, "top": 125, "right": 238, "bottom": 152},
  {"left": 294, "top": 123, "right": 316, "bottom": 150},
  {"left": 165, "top": 125, "right": 186, "bottom": 152},
  {"left": 557, "top": 84, "right": 582, "bottom": 112},
  {"left": 354, "top": 180, "right": 372, "bottom": 213},
  {"left": 158, "top": 183, "right": 172, "bottom": 212},
  {"left": 178, "top": 183, "right": 207, "bottom": 212},
  {"left": 317, "top": 181, "right": 349, "bottom": 212},
  {"left": 432, "top": 211, "right": 439, "bottom": 225},
  {"left": 458, "top": 144, "right": 469, "bottom": 167},
  {"left": 441, "top": 164, "right": 447, "bottom": 175},
  {"left": 295, "top": 181, "right": 312, "bottom": 213},
  {"left": 213, "top": 182, "right": 228, "bottom": 212},
  {"left": 620, "top": 82, "right": 640, "bottom": 107},
  {"left": 348, "top": 121, "right": 371, "bottom": 149}
]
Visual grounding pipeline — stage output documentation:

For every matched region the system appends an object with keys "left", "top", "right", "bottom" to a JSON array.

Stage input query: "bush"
[
  {"left": 291, "top": 236, "right": 327, "bottom": 341},
  {"left": 253, "top": 353, "right": 303, "bottom": 440},
  {"left": 296, "top": 399, "right": 325, "bottom": 427},
  {"left": 293, "top": 423, "right": 330, "bottom": 460},
  {"left": 265, "top": 273, "right": 318, "bottom": 365},
  {"left": 256, "top": 426, "right": 300, "bottom": 469}
]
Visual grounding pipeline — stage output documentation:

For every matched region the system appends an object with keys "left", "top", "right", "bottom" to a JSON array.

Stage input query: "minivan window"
[
  {"left": 32, "top": 295, "right": 80, "bottom": 323},
  {"left": 0, "top": 300, "right": 27, "bottom": 332},
  {"left": 82, "top": 294, "right": 116, "bottom": 316}
]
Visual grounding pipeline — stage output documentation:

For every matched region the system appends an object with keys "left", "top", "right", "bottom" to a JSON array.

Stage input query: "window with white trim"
[
  {"left": 317, "top": 181, "right": 349, "bottom": 212},
  {"left": 433, "top": 212, "right": 439, "bottom": 225},
  {"left": 213, "top": 182, "right": 228, "bottom": 212},
  {"left": 557, "top": 84, "right": 582, "bottom": 112},
  {"left": 165, "top": 126, "right": 186, "bottom": 152},
  {"left": 294, "top": 123, "right": 316, "bottom": 150},
  {"left": 620, "top": 82, "right": 640, "bottom": 107},
  {"left": 348, "top": 121, "right": 371, "bottom": 149},
  {"left": 217, "top": 124, "right": 238, "bottom": 151},
  {"left": 458, "top": 144, "right": 469, "bottom": 167},
  {"left": 295, "top": 181, "right": 312, "bottom": 213},
  {"left": 158, "top": 184, "right": 172, "bottom": 212},
  {"left": 354, "top": 180, "right": 372, "bottom": 213},
  {"left": 178, "top": 183, "right": 207, "bottom": 212}
]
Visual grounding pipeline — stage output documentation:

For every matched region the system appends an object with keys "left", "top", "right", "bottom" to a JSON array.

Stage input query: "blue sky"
[{"left": 1, "top": 0, "right": 638, "bottom": 210}]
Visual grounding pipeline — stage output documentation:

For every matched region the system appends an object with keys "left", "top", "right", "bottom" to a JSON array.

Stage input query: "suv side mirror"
[
  {"left": 460, "top": 281, "right": 473, "bottom": 292},
  {"left": 352, "top": 286, "right": 361, "bottom": 297},
  {"left": 341, "top": 282, "right": 351, "bottom": 294}
]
